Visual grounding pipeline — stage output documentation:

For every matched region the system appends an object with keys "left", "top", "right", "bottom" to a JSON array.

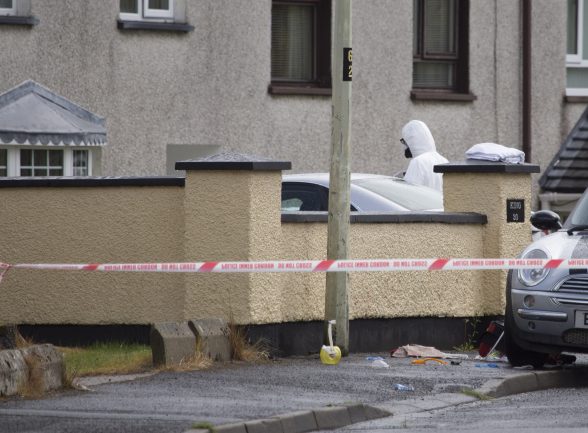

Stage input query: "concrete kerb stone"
[
  {"left": 150, "top": 322, "right": 196, "bottom": 367},
  {"left": 21, "top": 344, "right": 65, "bottom": 392},
  {"left": 273, "top": 410, "right": 317, "bottom": 433},
  {"left": 209, "top": 403, "right": 390, "bottom": 433},
  {"left": 216, "top": 422, "right": 248, "bottom": 433},
  {"left": 0, "top": 348, "right": 27, "bottom": 396},
  {"left": 188, "top": 318, "right": 231, "bottom": 362},
  {"left": 476, "top": 367, "right": 588, "bottom": 398},
  {"left": 312, "top": 406, "right": 351, "bottom": 430},
  {"left": 0, "top": 344, "right": 64, "bottom": 397}
]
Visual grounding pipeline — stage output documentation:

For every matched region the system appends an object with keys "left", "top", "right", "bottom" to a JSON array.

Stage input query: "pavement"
[{"left": 1, "top": 351, "right": 588, "bottom": 433}]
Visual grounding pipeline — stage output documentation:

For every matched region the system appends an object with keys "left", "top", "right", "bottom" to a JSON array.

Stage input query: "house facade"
[{"left": 0, "top": 0, "right": 582, "bottom": 207}]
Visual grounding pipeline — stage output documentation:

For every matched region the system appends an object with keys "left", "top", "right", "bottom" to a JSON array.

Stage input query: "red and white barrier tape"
[{"left": 0, "top": 258, "right": 586, "bottom": 274}]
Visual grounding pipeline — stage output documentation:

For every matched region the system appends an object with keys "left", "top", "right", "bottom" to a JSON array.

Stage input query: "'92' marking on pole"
[{"left": 343, "top": 48, "right": 352, "bottom": 81}]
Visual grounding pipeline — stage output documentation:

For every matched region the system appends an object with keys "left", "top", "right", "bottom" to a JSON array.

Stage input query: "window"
[
  {"left": 0, "top": 0, "right": 15, "bottom": 16},
  {"left": 0, "top": 148, "right": 92, "bottom": 177},
  {"left": 0, "top": 149, "right": 6, "bottom": 176},
  {"left": 20, "top": 149, "right": 63, "bottom": 176},
  {"left": 412, "top": 0, "right": 471, "bottom": 97},
  {"left": 73, "top": 150, "right": 89, "bottom": 176},
  {"left": 566, "top": 0, "right": 588, "bottom": 96},
  {"left": 270, "top": 0, "right": 331, "bottom": 95},
  {"left": 120, "top": 0, "right": 173, "bottom": 21}
]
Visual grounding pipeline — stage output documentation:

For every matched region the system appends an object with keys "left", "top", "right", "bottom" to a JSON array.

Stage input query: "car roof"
[
  {"left": 282, "top": 173, "right": 442, "bottom": 212},
  {"left": 283, "top": 173, "right": 396, "bottom": 186}
]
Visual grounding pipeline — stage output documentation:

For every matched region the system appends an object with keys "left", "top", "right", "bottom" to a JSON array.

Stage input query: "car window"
[
  {"left": 352, "top": 177, "right": 442, "bottom": 211},
  {"left": 282, "top": 183, "right": 328, "bottom": 211}
]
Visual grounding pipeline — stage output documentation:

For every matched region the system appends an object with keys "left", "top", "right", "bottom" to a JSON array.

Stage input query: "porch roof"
[
  {"left": 540, "top": 105, "right": 588, "bottom": 193},
  {"left": 0, "top": 80, "right": 106, "bottom": 147}
]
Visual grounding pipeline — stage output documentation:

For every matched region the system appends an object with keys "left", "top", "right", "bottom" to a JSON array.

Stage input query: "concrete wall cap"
[
  {"left": 434, "top": 160, "right": 540, "bottom": 173},
  {"left": 282, "top": 211, "right": 487, "bottom": 224},
  {"left": 176, "top": 151, "right": 291, "bottom": 171}
]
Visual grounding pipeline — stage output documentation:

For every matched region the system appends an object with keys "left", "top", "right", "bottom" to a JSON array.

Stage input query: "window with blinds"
[
  {"left": 270, "top": 0, "right": 331, "bottom": 93},
  {"left": 568, "top": 0, "right": 579, "bottom": 56},
  {"left": 272, "top": 4, "right": 315, "bottom": 82},
  {"left": 413, "top": 0, "right": 469, "bottom": 93}
]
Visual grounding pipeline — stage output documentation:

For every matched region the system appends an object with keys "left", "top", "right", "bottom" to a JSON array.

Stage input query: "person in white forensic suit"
[{"left": 400, "top": 120, "right": 448, "bottom": 193}]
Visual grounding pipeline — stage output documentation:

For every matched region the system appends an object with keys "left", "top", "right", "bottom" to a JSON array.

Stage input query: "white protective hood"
[
  {"left": 401, "top": 120, "right": 448, "bottom": 192},
  {"left": 402, "top": 120, "right": 437, "bottom": 157}
]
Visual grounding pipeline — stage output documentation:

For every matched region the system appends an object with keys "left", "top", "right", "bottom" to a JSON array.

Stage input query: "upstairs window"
[
  {"left": 120, "top": 0, "right": 174, "bottom": 21},
  {"left": 412, "top": 0, "right": 471, "bottom": 98},
  {"left": 0, "top": 0, "right": 15, "bottom": 16},
  {"left": 566, "top": 0, "right": 588, "bottom": 97},
  {"left": 270, "top": 0, "right": 331, "bottom": 95}
]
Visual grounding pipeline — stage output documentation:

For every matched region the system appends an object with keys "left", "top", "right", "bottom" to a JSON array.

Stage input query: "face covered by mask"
[{"left": 401, "top": 138, "right": 412, "bottom": 159}]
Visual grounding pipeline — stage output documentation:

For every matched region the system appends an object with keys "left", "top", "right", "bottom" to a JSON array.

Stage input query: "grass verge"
[{"left": 58, "top": 342, "right": 152, "bottom": 378}]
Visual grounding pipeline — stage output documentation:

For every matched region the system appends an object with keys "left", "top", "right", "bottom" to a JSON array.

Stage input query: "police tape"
[{"left": 0, "top": 258, "right": 586, "bottom": 274}]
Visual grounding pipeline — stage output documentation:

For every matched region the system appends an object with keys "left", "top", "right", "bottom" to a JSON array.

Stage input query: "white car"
[
  {"left": 505, "top": 200, "right": 588, "bottom": 368},
  {"left": 281, "top": 173, "right": 443, "bottom": 212}
]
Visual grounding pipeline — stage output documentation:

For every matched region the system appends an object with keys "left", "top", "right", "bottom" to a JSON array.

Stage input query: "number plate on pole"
[{"left": 343, "top": 48, "right": 352, "bottom": 82}]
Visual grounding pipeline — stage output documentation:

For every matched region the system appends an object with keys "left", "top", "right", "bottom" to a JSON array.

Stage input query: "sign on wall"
[{"left": 506, "top": 199, "right": 525, "bottom": 223}]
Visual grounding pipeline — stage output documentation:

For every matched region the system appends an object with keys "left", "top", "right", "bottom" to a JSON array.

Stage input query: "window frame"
[
  {"left": 567, "top": 0, "right": 583, "bottom": 65},
  {"left": 119, "top": 0, "right": 174, "bottom": 22},
  {"left": 0, "top": 147, "right": 92, "bottom": 177},
  {"left": 0, "top": 0, "right": 15, "bottom": 16},
  {"left": 566, "top": 0, "right": 588, "bottom": 97},
  {"left": 269, "top": 0, "right": 332, "bottom": 96},
  {"left": 19, "top": 148, "right": 64, "bottom": 177},
  {"left": 411, "top": 0, "right": 472, "bottom": 98}
]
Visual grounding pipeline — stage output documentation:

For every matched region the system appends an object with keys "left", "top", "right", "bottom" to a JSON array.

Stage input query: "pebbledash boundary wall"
[{"left": 0, "top": 153, "right": 539, "bottom": 354}]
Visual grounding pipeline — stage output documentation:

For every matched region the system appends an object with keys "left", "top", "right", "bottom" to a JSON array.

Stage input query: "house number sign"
[
  {"left": 343, "top": 48, "right": 352, "bottom": 81},
  {"left": 507, "top": 199, "right": 524, "bottom": 223}
]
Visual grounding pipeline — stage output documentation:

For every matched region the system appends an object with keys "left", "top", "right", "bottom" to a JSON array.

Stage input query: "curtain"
[
  {"left": 272, "top": 4, "right": 314, "bottom": 81},
  {"left": 424, "top": 0, "right": 456, "bottom": 55}
]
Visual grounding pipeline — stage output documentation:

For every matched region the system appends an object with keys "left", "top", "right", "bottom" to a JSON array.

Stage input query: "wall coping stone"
[
  {"left": 0, "top": 16, "right": 38, "bottom": 26},
  {"left": 176, "top": 151, "right": 291, "bottom": 171},
  {"left": 0, "top": 176, "right": 185, "bottom": 188},
  {"left": 281, "top": 211, "right": 487, "bottom": 224},
  {"left": 117, "top": 19, "right": 194, "bottom": 32},
  {"left": 434, "top": 160, "right": 540, "bottom": 173}
]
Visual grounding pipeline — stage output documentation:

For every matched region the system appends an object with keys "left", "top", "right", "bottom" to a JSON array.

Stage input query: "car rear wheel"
[{"left": 505, "top": 297, "right": 548, "bottom": 369}]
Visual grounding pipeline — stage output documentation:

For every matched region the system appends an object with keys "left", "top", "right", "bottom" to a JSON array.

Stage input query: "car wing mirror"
[{"left": 530, "top": 210, "right": 562, "bottom": 232}]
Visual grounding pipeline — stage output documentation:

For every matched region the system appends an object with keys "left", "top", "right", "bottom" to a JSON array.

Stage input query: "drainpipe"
[{"left": 522, "top": 0, "right": 532, "bottom": 162}]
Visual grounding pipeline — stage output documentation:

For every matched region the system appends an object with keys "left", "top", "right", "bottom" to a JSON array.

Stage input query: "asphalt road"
[{"left": 0, "top": 353, "right": 582, "bottom": 433}]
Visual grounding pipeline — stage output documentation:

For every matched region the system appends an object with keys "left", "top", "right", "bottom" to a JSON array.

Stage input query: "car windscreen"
[
  {"left": 565, "top": 190, "right": 588, "bottom": 228},
  {"left": 351, "top": 177, "right": 443, "bottom": 211}
]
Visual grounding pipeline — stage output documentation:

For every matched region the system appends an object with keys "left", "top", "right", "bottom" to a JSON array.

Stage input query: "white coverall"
[{"left": 401, "top": 120, "right": 448, "bottom": 192}]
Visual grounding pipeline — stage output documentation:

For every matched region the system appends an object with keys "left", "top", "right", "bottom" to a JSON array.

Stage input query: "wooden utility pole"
[{"left": 325, "top": 0, "right": 352, "bottom": 355}]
